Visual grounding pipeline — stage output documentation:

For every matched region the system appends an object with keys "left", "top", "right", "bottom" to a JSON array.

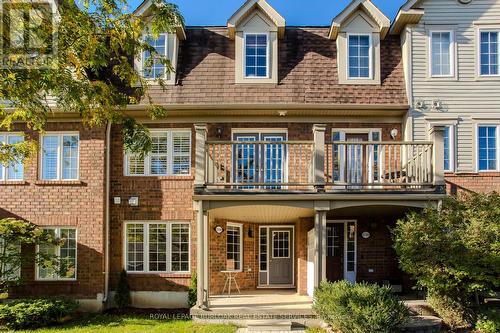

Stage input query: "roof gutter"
[{"left": 102, "top": 122, "right": 111, "bottom": 305}]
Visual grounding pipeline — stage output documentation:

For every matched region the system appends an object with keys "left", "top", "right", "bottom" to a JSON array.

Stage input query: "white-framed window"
[
  {"left": 40, "top": 133, "right": 79, "bottom": 181},
  {"left": 348, "top": 34, "right": 372, "bottom": 79},
  {"left": 124, "top": 130, "right": 191, "bottom": 176},
  {"left": 0, "top": 238, "right": 21, "bottom": 281},
  {"left": 443, "top": 125, "right": 455, "bottom": 172},
  {"left": 430, "top": 30, "right": 454, "bottom": 77},
  {"left": 0, "top": 133, "right": 24, "bottom": 181},
  {"left": 479, "top": 30, "right": 499, "bottom": 76},
  {"left": 36, "top": 227, "right": 77, "bottom": 281},
  {"left": 244, "top": 33, "right": 268, "bottom": 78},
  {"left": 124, "top": 221, "right": 190, "bottom": 273},
  {"left": 143, "top": 34, "right": 168, "bottom": 79},
  {"left": 226, "top": 223, "right": 242, "bottom": 271},
  {"left": 477, "top": 125, "right": 499, "bottom": 171}
]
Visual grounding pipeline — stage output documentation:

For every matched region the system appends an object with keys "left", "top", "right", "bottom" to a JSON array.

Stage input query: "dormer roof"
[
  {"left": 227, "top": 0, "right": 286, "bottom": 40},
  {"left": 390, "top": 0, "right": 425, "bottom": 35},
  {"left": 328, "top": 0, "right": 390, "bottom": 40},
  {"left": 133, "top": 0, "right": 186, "bottom": 40}
]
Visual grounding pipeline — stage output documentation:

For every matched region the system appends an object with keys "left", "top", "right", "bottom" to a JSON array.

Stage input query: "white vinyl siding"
[
  {"left": 37, "top": 228, "right": 77, "bottom": 281},
  {"left": 124, "top": 130, "right": 191, "bottom": 176},
  {"left": 124, "top": 222, "right": 190, "bottom": 274},
  {"left": 408, "top": 0, "right": 500, "bottom": 173},
  {"left": 41, "top": 133, "right": 79, "bottom": 180},
  {"left": 430, "top": 31, "right": 454, "bottom": 77},
  {"left": 0, "top": 134, "right": 24, "bottom": 180}
]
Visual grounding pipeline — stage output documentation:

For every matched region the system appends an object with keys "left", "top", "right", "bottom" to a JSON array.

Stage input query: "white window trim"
[
  {"left": 475, "top": 123, "right": 500, "bottom": 172},
  {"left": 36, "top": 227, "right": 78, "bottom": 281},
  {"left": 0, "top": 133, "right": 24, "bottom": 181},
  {"left": 141, "top": 33, "right": 169, "bottom": 81},
  {"left": 426, "top": 122, "right": 456, "bottom": 172},
  {"left": 271, "top": 230, "right": 291, "bottom": 259},
  {"left": 243, "top": 32, "right": 270, "bottom": 79},
  {"left": 347, "top": 33, "right": 373, "bottom": 80},
  {"left": 226, "top": 222, "right": 243, "bottom": 272},
  {"left": 428, "top": 30, "right": 456, "bottom": 78},
  {"left": 477, "top": 27, "right": 500, "bottom": 78},
  {"left": 124, "top": 129, "right": 191, "bottom": 177},
  {"left": 123, "top": 221, "right": 191, "bottom": 274},
  {"left": 40, "top": 132, "right": 80, "bottom": 181}
]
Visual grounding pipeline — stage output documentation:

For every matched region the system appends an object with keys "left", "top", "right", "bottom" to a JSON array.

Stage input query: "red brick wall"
[
  {"left": 108, "top": 124, "right": 196, "bottom": 292},
  {"left": 1, "top": 123, "right": 106, "bottom": 299},
  {"left": 446, "top": 172, "right": 500, "bottom": 194}
]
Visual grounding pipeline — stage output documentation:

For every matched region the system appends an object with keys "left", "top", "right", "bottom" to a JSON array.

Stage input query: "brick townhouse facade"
[{"left": 1, "top": 0, "right": 498, "bottom": 312}]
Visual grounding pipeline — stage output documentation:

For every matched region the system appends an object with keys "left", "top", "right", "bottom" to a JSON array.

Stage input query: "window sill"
[
  {"left": 0, "top": 180, "right": 29, "bottom": 186},
  {"left": 125, "top": 272, "right": 191, "bottom": 278},
  {"left": 34, "top": 180, "right": 86, "bottom": 186},
  {"left": 34, "top": 279, "right": 77, "bottom": 283}
]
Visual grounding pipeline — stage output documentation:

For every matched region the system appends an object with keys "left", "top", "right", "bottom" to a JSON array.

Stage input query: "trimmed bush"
[
  {"left": 187, "top": 272, "right": 197, "bottom": 308},
  {"left": 0, "top": 298, "right": 77, "bottom": 330},
  {"left": 426, "top": 291, "right": 473, "bottom": 329},
  {"left": 114, "top": 269, "right": 131, "bottom": 309},
  {"left": 313, "top": 280, "right": 410, "bottom": 333},
  {"left": 476, "top": 308, "right": 500, "bottom": 333}
]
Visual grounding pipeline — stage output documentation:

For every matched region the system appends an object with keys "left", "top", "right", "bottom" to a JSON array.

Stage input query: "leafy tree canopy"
[
  {"left": 0, "top": 0, "right": 184, "bottom": 166},
  {"left": 393, "top": 192, "right": 500, "bottom": 296}
]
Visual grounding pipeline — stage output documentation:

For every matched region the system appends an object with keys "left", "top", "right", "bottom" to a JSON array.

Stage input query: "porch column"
[
  {"left": 429, "top": 126, "right": 446, "bottom": 190},
  {"left": 314, "top": 204, "right": 328, "bottom": 288},
  {"left": 194, "top": 124, "right": 208, "bottom": 191},
  {"left": 313, "top": 124, "right": 326, "bottom": 191},
  {"left": 196, "top": 201, "right": 209, "bottom": 308}
]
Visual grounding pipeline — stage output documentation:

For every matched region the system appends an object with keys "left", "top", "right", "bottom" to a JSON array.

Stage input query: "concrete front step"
[
  {"left": 400, "top": 316, "right": 443, "bottom": 333},
  {"left": 247, "top": 320, "right": 292, "bottom": 331}
]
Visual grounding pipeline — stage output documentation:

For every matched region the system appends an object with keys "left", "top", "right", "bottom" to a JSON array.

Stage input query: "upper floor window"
[
  {"left": 125, "top": 130, "right": 191, "bottom": 177},
  {"left": 143, "top": 34, "right": 168, "bottom": 79},
  {"left": 37, "top": 227, "right": 77, "bottom": 280},
  {"left": 430, "top": 31, "right": 454, "bottom": 77},
  {"left": 41, "top": 133, "right": 79, "bottom": 181},
  {"left": 348, "top": 34, "right": 371, "bottom": 79},
  {"left": 244, "top": 34, "right": 268, "bottom": 78},
  {"left": 0, "top": 134, "right": 24, "bottom": 181},
  {"left": 479, "top": 31, "right": 499, "bottom": 76},
  {"left": 478, "top": 125, "right": 498, "bottom": 171},
  {"left": 125, "top": 221, "right": 190, "bottom": 273}
]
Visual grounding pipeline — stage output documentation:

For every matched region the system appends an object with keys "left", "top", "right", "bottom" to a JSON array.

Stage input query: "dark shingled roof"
[{"left": 143, "top": 27, "right": 408, "bottom": 106}]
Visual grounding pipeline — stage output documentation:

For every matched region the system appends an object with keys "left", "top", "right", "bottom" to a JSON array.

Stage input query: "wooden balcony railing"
[
  {"left": 194, "top": 124, "right": 446, "bottom": 193},
  {"left": 205, "top": 141, "right": 314, "bottom": 190},
  {"left": 325, "top": 141, "right": 434, "bottom": 189}
]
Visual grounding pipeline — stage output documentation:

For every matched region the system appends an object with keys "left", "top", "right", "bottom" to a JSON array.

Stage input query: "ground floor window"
[
  {"left": 226, "top": 223, "right": 242, "bottom": 271},
  {"left": 125, "top": 221, "right": 190, "bottom": 273},
  {"left": 37, "top": 227, "right": 77, "bottom": 280}
]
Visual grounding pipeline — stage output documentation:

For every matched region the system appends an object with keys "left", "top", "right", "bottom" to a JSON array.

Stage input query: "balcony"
[{"left": 194, "top": 125, "right": 446, "bottom": 194}]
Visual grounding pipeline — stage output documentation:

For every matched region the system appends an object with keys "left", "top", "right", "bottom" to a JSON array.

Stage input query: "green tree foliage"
[
  {"left": 393, "top": 192, "right": 500, "bottom": 327},
  {"left": 0, "top": 0, "right": 184, "bottom": 164},
  {"left": 0, "top": 218, "right": 61, "bottom": 293}
]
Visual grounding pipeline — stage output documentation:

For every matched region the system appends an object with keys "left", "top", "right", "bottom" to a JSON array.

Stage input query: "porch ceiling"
[{"left": 209, "top": 203, "right": 315, "bottom": 223}]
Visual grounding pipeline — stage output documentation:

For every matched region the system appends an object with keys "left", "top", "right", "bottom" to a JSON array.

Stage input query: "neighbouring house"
[
  {"left": 393, "top": 0, "right": 500, "bottom": 194},
  {"left": 5, "top": 0, "right": 493, "bottom": 315}
]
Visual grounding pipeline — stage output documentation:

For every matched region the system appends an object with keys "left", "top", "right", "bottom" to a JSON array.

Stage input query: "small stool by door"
[{"left": 221, "top": 259, "right": 241, "bottom": 297}]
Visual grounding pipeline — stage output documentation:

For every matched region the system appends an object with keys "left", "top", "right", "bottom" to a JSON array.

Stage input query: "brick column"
[
  {"left": 194, "top": 124, "right": 208, "bottom": 191},
  {"left": 429, "top": 126, "right": 446, "bottom": 188},
  {"left": 313, "top": 124, "right": 326, "bottom": 191}
]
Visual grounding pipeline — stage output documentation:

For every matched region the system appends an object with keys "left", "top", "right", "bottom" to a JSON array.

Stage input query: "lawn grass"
[{"left": 9, "top": 314, "right": 237, "bottom": 333}]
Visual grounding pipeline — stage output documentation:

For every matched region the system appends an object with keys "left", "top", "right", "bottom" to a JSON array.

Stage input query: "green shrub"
[
  {"left": 114, "top": 269, "right": 131, "bottom": 309},
  {"left": 476, "top": 308, "right": 500, "bottom": 333},
  {"left": 313, "top": 280, "right": 410, "bottom": 333},
  {"left": 187, "top": 272, "right": 197, "bottom": 308},
  {"left": 0, "top": 298, "right": 77, "bottom": 330},
  {"left": 427, "top": 291, "right": 473, "bottom": 329}
]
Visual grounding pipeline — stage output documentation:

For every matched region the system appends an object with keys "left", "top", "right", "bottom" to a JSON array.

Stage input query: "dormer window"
[
  {"left": 348, "top": 34, "right": 372, "bottom": 79},
  {"left": 143, "top": 34, "right": 168, "bottom": 79},
  {"left": 244, "top": 33, "right": 268, "bottom": 78}
]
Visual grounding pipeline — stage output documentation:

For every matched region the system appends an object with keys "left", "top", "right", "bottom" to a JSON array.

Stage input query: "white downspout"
[{"left": 102, "top": 122, "right": 111, "bottom": 304}]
